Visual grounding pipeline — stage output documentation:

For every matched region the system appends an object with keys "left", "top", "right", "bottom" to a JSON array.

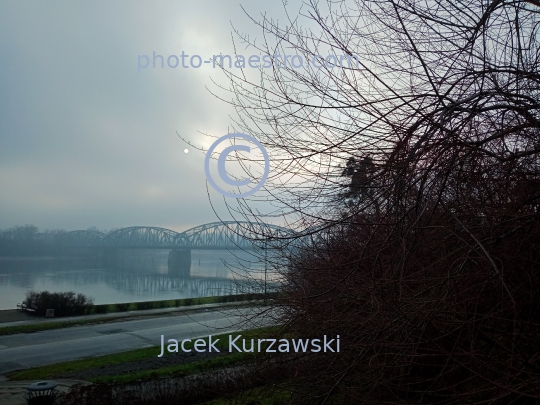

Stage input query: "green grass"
[
  {"left": 0, "top": 317, "right": 131, "bottom": 336},
  {"left": 8, "top": 343, "right": 172, "bottom": 381},
  {"left": 8, "top": 326, "right": 279, "bottom": 382},
  {"left": 89, "top": 351, "right": 252, "bottom": 384}
]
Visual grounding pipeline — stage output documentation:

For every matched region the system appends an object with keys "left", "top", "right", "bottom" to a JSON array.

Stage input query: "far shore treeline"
[{"left": 0, "top": 225, "right": 113, "bottom": 257}]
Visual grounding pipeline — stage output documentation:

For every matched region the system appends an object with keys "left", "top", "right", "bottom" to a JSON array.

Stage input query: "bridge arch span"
[
  {"left": 180, "top": 221, "right": 293, "bottom": 249},
  {"left": 103, "top": 226, "right": 189, "bottom": 248},
  {"left": 58, "top": 222, "right": 295, "bottom": 249}
]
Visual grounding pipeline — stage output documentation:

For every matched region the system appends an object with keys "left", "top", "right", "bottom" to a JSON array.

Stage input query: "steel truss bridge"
[{"left": 58, "top": 221, "right": 293, "bottom": 250}]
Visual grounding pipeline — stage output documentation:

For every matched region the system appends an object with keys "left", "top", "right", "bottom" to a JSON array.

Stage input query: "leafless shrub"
[{"left": 203, "top": 0, "right": 540, "bottom": 403}]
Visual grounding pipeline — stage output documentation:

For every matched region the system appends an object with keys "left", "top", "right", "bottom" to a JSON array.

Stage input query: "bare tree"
[{"left": 205, "top": 0, "right": 540, "bottom": 403}]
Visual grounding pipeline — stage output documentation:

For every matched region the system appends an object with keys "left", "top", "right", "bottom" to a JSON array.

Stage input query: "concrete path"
[{"left": 0, "top": 306, "right": 265, "bottom": 375}]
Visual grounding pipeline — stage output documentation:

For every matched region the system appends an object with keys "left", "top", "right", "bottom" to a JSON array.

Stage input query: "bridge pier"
[
  {"left": 168, "top": 249, "right": 191, "bottom": 276},
  {"left": 103, "top": 248, "right": 118, "bottom": 267}
]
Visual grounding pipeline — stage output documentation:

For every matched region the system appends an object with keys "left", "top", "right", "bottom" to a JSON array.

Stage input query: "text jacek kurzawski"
[{"left": 158, "top": 334, "right": 340, "bottom": 357}]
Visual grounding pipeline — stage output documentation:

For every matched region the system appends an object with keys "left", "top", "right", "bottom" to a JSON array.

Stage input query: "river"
[{"left": 0, "top": 249, "right": 278, "bottom": 310}]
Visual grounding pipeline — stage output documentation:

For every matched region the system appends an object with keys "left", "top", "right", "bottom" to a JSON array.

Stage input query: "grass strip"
[
  {"left": 0, "top": 316, "right": 134, "bottom": 336},
  {"left": 89, "top": 351, "right": 252, "bottom": 384},
  {"left": 8, "top": 326, "right": 278, "bottom": 381}
]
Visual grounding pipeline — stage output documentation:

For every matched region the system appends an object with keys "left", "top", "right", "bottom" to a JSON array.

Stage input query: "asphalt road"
[{"left": 0, "top": 307, "right": 265, "bottom": 375}]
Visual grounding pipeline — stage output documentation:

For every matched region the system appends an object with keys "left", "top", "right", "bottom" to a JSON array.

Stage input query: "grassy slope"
[{"left": 8, "top": 327, "right": 278, "bottom": 384}]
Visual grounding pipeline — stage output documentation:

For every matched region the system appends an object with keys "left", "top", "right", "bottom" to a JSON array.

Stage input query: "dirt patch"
[{"left": 51, "top": 350, "right": 228, "bottom": 381}]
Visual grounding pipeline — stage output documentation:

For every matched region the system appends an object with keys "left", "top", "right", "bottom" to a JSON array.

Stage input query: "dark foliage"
[
  {"left": 54, "top": 361, "right": 292, "bottom": 405},
  {"left": 279, "top": 205, "right": 540, "bottom": 403},
  {"left": 205, "top": 0, "right": 540, "bottom": 403},
  {"left": 23, "top": 291, "right": 94, "bottom": 317}
]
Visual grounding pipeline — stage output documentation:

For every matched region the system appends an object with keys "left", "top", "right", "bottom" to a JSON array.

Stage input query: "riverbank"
[
  {"left": 0, "top": 301, "right": 259, "bottom": 332},
  {"left": 0, "top": 293, "right": 274, "bottom": 323},
  {"left": 0, "top": 294, "right": 275, "bottom": 336}
]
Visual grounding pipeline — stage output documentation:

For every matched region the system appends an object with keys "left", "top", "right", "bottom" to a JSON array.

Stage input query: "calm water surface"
[{"left": 0, "top": 249, "right": 277, "bottom": 310}]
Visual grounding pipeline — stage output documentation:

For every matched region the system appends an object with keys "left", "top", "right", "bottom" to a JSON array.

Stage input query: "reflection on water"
[{"left": 0, "top": 249, "right": 279, "bottom": 310}]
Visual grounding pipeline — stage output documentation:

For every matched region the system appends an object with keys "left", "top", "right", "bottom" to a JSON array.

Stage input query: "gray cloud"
[{"left": 0, "top": 0, "right": 302, "bottom": 232}]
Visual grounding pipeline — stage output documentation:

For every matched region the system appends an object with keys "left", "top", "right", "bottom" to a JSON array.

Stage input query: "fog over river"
[{"left": 0, "top": 249, "right": 277, "bottom": 310}]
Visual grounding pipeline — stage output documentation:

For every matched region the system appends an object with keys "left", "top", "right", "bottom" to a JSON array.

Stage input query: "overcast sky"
[{"left": 0, "top": 0, "right": 305, "bottom": 233}]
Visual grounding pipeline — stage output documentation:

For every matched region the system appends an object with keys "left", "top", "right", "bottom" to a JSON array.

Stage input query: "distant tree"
[
  {"left": 23, "top": 290, "right": 94, "bottom": 317},
  {"left": 86, "top": 226, "right": 108, "bottom": 234},
  {"left": 0, "top": 225, "right": 68, "bottom": 256},
  {"left": 0, "top": 224, "right": 39, "bottom": 240}
]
